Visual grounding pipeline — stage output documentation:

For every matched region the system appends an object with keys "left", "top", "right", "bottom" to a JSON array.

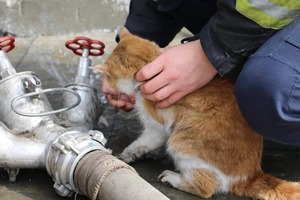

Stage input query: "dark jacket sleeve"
[
  {"left": 124, "top": 0, "right": 183, "bottom": 47},
  {"left": 200, "top": 0, "right": 277, "bottom": 79}
]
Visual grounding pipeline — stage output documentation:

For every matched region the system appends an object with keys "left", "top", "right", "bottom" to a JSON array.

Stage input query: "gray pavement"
[
  {"left": 0, "top": 30, "right": 300, "bottom": 200},
  {"left": 0, "top": 0, "right": 129, "bottom": 37}
]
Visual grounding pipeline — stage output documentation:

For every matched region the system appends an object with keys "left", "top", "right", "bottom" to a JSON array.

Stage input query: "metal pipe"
[
  {"left": 75, "top": 48, "right": 91, "bottom": 84},
  {"left": 0, "top": 50, "right": 17, "bottom": 79},
  {"left": 0, "top": 122, "right": 46, "bottom": 169}
]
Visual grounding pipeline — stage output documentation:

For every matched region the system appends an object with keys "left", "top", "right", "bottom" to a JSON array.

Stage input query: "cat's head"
[{"left": 96, "top": 27, "right": 161, "bottom": 95}]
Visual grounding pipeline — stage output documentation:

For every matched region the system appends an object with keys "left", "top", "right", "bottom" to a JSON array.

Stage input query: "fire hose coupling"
[{"left": 46, "top": 130, "right": 111, "bottom": 197}]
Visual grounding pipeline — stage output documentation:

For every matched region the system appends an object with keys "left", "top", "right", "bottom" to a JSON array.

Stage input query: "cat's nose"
[{"left": 115, "top": 34, "right": 120, "bottom": 43}]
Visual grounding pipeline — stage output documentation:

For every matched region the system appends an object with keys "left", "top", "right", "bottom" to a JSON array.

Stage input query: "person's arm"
[
  {"left": 124, "top": 0, "right": 183, "bottom": 47},
  {"left": 135, "top": 0, "right": 279, "bottom": 108},
  {"left": 199, "top": 0, "right": 277, "bottom": 79}
]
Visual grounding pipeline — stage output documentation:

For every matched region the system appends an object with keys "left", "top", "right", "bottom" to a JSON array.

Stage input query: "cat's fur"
[{"left": 97, "top": 28, "right": 300, "bottom": 199}]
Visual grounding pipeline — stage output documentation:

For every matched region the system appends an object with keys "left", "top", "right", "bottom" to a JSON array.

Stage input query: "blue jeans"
[{"left": 235, "top": 17, "right": 300, "bottom": 146}]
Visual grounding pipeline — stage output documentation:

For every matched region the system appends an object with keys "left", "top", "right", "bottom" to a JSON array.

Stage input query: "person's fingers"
[
  {"left": 122, "top": 102, "right": 135, "bottom": 111},
  {"left": 143, "top": 84, "right": 173, "bottom": 102},
  {"left": 110, "top": 93, "right": 136, "bottom": 103},
  {"left": 107, "top": 94, "right": 135, "bottom": 111},
  {"left": 128, "top": 95, "right": 136, "bottom": 103},
  {"left": 139, "top": 73, "right": 169, "bottom": 94},
  {"left": 135, "top": 60, "right": 164, "bottom": 82},
  {"left": 107, "top": 95, "right": 121, "bottom": 107},
  {"left": 139, "top": 66, "right": 179, "bottom": 95},
  {"left": 107, "top": 94, "right": 134, "bottom": 111}
]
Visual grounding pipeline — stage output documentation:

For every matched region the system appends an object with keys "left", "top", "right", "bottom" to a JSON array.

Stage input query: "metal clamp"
[
  {"left": 45, "top": 130, "right": 111, "bottom": 197},
  {"left": 11, "top": 88, "right": 81, "bottom": 117}
]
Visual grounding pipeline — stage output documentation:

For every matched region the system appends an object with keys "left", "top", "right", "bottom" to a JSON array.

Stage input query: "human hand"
[
  {"left": 135, "top": 40, "right": 217, "bottom": 108},
  {"left": 101, "top": 75, "right": 136, "bottom": 111}
]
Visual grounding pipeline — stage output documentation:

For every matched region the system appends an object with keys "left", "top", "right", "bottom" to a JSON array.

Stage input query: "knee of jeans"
[
  {"left": 234, "top": 78, "right": 266, "bottom": 133},
  {"left": 234, "top": 73, "right": 300, "bottom": 145}
]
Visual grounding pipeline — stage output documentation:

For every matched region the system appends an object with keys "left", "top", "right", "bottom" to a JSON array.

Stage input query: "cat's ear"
[
  {"left": 90, "top": 64, "right": 111, "bottom": 77},
  {"left": 117, "top": 26, "right": 130, "bottom": 40}
]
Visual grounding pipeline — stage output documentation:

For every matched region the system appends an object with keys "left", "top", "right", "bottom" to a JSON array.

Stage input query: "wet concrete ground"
[{"left": 0, "top": 31, "right": 300, "bottom": 200}]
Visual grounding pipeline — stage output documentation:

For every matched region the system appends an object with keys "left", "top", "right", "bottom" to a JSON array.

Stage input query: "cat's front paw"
[
  {"left": 118, "top": 146, "right": 149, "bottom": 163},
  {"left": 158, "top": 170, "right": 181, "bottom": 188},
  {"left": 118, "top": 152, "right": 136, "bottom": 163}
]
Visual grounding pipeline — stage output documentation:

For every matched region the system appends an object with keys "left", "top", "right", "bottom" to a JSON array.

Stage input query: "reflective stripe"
[
  {"left": 270, "top": 0, "right": 300, "bottom": 9},
  {"left": 236, "top": 0, "right": 300, "bottom": 29},
  {"left": 249, "top": 0, "right": 300, "bottom": 19}
]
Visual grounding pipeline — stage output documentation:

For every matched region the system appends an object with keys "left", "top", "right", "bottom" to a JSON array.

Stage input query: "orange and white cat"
[{"left": 96, "top": 27, "right": 300, "bottom": 199}]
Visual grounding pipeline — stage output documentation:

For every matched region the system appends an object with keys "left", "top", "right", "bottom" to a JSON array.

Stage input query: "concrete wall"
[{"left": 0, "top": 0, "right": 129, "bottom": 37}]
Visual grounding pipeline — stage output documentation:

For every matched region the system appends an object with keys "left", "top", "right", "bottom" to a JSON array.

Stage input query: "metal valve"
[
  {"left": 58, "top": 36, "right": 106, "bottom": 130},
  {"left": 65, "top": 36, "right": 105, "bottom": 85}
]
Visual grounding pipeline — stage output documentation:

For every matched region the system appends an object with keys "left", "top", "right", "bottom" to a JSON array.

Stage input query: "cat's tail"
[{"left": 234, "top": 173, "right": 300, "bottom": 200}]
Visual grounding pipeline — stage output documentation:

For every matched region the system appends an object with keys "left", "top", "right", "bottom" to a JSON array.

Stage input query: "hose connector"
[{"left": 45, "top": 130, "right": 111, "bottom": 197}]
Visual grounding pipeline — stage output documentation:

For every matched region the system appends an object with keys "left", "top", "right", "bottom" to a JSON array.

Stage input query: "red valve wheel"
[
  {"left": 65, "top": 36, "right": 105, "bottom": 56},
  {"left": 0, "top": 36, "right": 15, "bottom": 53}
]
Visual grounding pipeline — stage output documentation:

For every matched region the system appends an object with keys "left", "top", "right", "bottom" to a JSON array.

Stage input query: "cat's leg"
[
  {"left": 158, "top": 138, "right": 224, "bottom": 199},
  {"left": 158, "top": 168, "right": 218, "bottom": 198},
  {"left": 119, "top": 124, "right": 167, "bottom": 163}
]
